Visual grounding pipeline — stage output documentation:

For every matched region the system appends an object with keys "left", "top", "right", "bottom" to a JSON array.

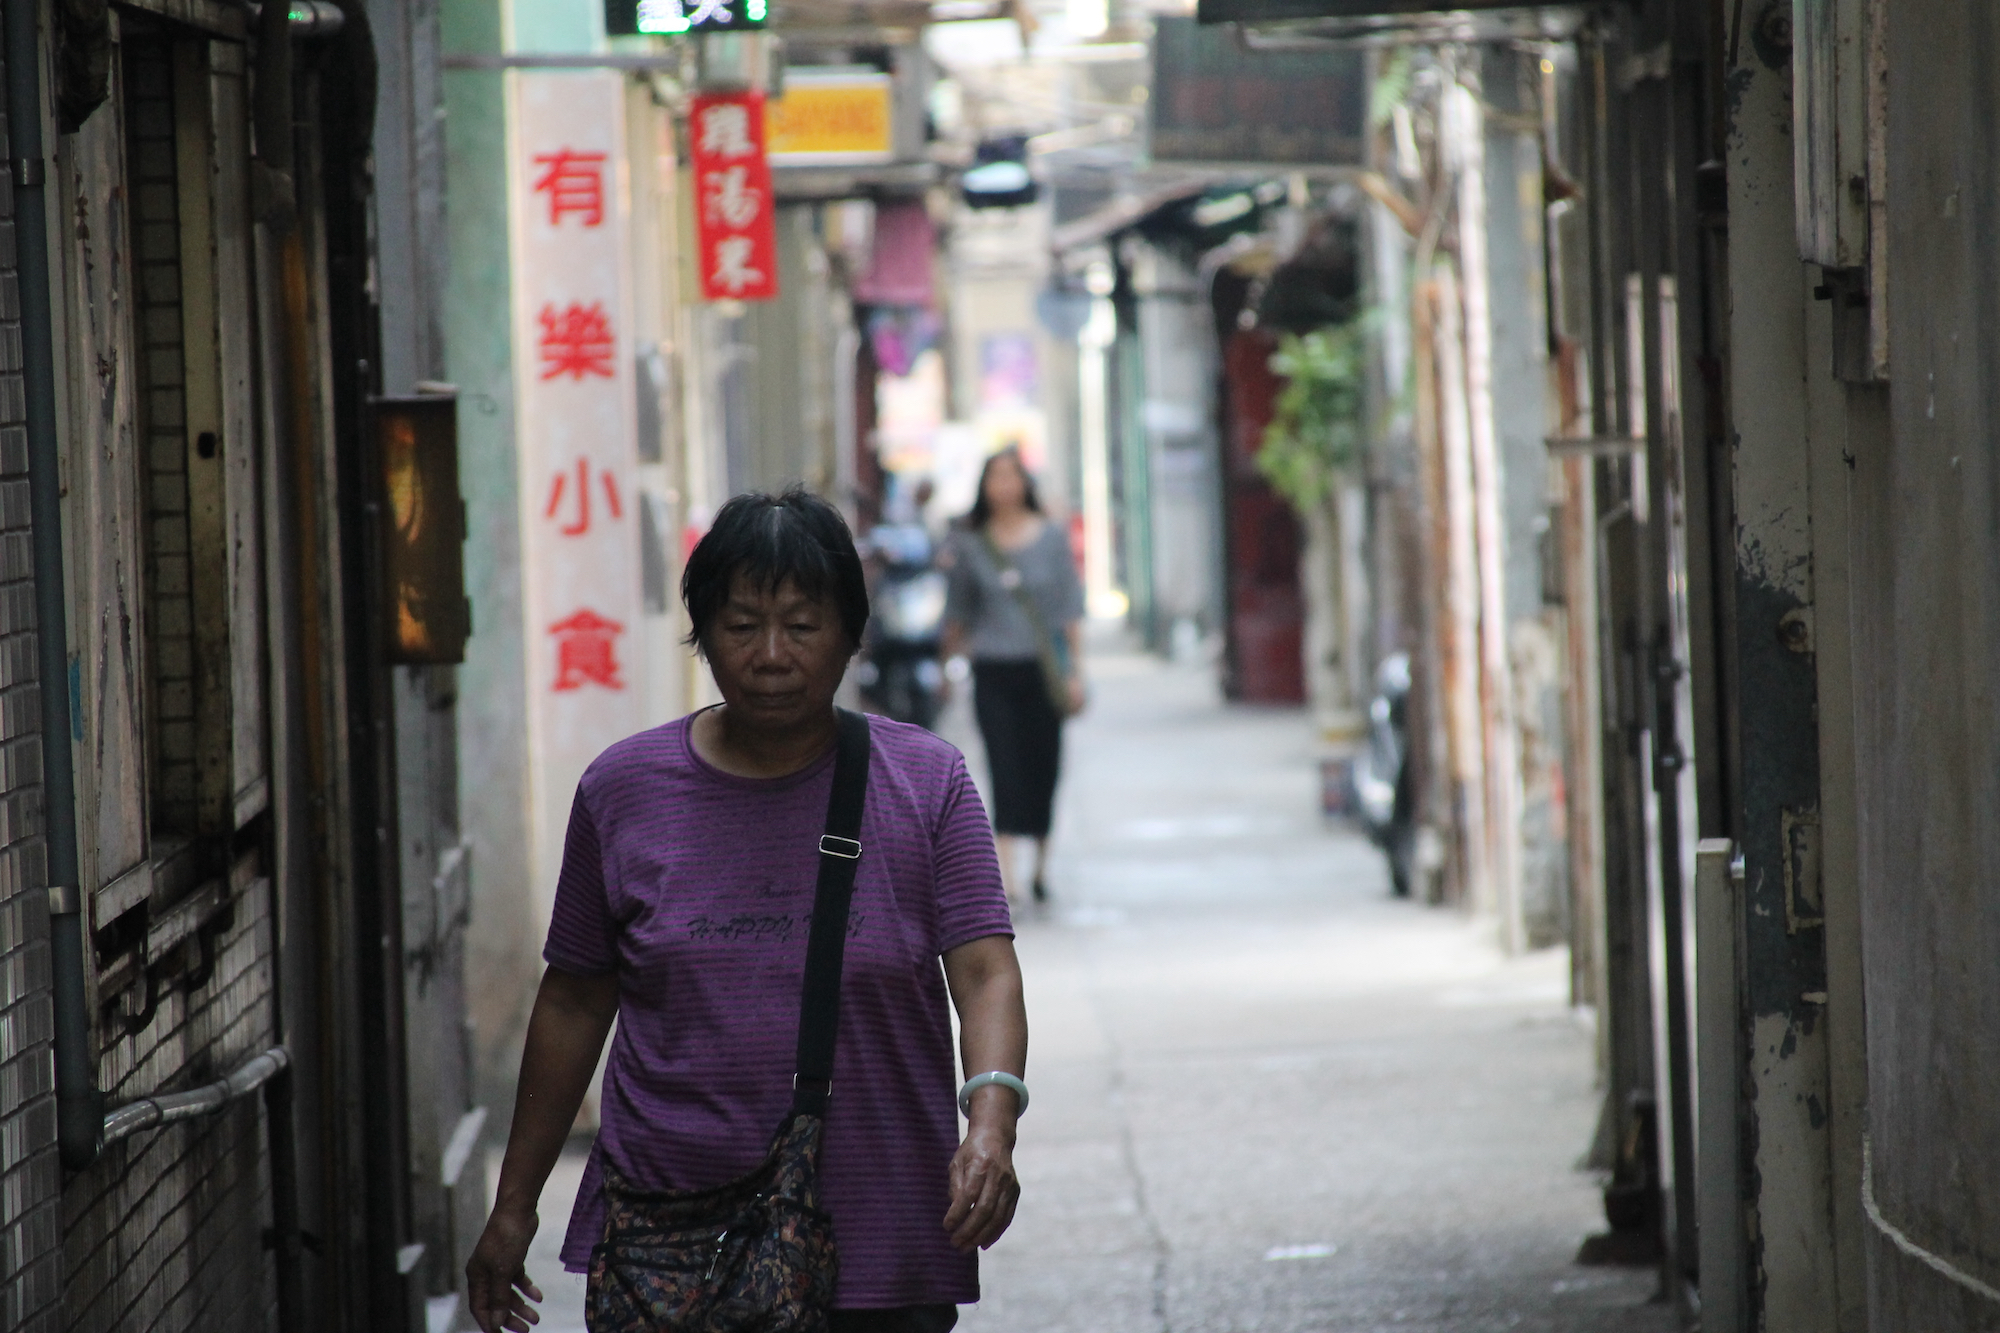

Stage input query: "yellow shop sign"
[{"left": 767, "top": 70, "right": 895, "bottom": 163}]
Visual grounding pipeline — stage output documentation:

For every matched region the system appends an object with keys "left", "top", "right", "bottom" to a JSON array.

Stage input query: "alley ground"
[{"left": 500, "top": 648, "right": 1672, "bottom": 1333}]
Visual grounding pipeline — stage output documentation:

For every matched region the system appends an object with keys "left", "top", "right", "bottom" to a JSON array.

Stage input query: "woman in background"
[{"left": 942, "top": 449, "right": 1085, "bottom": 904}]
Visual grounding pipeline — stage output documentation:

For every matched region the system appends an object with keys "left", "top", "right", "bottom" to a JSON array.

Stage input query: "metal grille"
[{"left": 125, "top": 42, "right": 198, "bottom": 835}]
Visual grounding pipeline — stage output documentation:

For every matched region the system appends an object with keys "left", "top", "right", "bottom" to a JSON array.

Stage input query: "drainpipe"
[{"left": 6, "top": 0, "right": 102, "bottom": 1170}]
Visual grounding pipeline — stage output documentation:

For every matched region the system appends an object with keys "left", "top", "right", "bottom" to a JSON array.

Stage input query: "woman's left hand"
[
  {"left": 941, "top": 936, "right": 1027, "bottom": 1251},
  {"left": 1065, "top": 674, "right": 1087, "bottom": 716},
  {"left": 944, "top": 1102, "right": 1021, "bottom": 1251}
]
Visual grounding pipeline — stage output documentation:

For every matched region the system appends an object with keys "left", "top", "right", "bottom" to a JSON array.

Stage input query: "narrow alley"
[
  {"left": 7, "top": 0, "right": 1999, "bottom": 1330},
  {"left": 953, "top": 650, "right": 1669, "bottom": 1333}
]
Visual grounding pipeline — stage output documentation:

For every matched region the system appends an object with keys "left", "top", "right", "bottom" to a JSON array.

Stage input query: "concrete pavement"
[
  {"left": 950, "top": 649, "right": 1672, "bottom": 1333},
  {"left": 495, "top": 648, "right": 1670, "bottom": 1333}
]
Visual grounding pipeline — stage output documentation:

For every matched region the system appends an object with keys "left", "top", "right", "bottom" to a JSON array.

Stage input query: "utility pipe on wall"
[
  {"left": 102, "top": 1046, "right": 291, "bottom": 1144},
  {"left": 1077, "top": 286, "right": 1121, "bottom": 620},
  {"left": 1431, "top": 267, "right": 1488, "bottom": 911},
  {"left": 7, "top": 0, "right": 104, "bottom": 1172},
  {"left": 1446, "top": 81, "right": 1527, "bottom": 956}
]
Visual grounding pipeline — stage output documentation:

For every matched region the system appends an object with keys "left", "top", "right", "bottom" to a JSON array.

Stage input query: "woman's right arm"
[
  {"left": 466, "top": 964, "right": 620, "bottom": 1333},
  {"left": 940, "top": 529, "right": 977, "bottom": 689}
]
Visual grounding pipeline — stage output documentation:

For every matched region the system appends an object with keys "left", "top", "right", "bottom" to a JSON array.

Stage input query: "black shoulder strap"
[{"left": 792, "top": 708, "right": 872, "bottom": 1118}]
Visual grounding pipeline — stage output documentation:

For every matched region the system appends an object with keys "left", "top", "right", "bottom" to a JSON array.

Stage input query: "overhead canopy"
[
  {"left": 1048, "top": 179, "right": 1298, "bottom": 256},
  {"left": 1049, "top": 181, "right": 1211, "bottom": 254},
  {"left": 1197, "top": 0, "right": 1541, "bottom": 19}
]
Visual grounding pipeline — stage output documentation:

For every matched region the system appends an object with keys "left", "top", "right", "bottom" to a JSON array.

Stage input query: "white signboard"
[{"left": 510, "top": 72, "right": 646, "bottom": 928}]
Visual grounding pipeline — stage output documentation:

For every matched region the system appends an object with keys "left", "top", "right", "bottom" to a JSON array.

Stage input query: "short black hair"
[
  {"left": 681, "top": 488, "right": 869, "bottom": 649},
  {"left": 965, "top": 446, "right": 1042, "bottom": 529}
]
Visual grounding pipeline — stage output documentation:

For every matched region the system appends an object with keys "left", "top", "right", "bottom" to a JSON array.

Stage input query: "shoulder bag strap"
[{"left": 791, "top": 707, "right": 872, "bottom": 1118}]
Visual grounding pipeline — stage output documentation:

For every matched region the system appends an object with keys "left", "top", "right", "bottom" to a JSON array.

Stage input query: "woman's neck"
[
  {"left": 986, "top": 507, "right": 1041, "bottom": 547},
  {"left": 691, "top": 704, "right": 838, "bottom": 779}
]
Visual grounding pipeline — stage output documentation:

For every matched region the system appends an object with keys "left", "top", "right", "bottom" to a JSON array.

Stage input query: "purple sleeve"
[
  {"left": 933, "top": 754, "right": 1014, "bottom": 953},
  {"left": 543, "top": 786, "right": 617, "bottom": 975}
]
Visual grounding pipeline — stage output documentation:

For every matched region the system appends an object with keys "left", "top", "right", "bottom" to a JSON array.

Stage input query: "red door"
[{"left": 1220, "top": 329, "right": 1306, "bottom": 703}]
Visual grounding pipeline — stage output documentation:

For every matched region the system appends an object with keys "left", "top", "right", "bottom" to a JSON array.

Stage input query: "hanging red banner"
[{"left": 688, "top": 91, "right": 779, "bottom": 302}]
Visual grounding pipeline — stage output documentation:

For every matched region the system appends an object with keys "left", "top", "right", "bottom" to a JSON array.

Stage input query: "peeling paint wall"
[{"left": 1724, "top": 12, "right": 1840, "bottom": 1328}]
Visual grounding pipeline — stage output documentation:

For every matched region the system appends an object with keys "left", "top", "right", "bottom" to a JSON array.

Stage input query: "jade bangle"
[{"left": 957, "top": 1071, "right": 1029, "bottom": 1118}]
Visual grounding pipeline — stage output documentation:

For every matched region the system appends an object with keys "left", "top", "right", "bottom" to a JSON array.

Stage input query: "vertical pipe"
[
  {"left": 1617, "top": 33, "right": 1700, "bottom": 1293},
  {"left": 1111, "top": 259, "right": 1152, "bottom": 642},
  {"left": 248, "top": 3, "right": 320, "bottom": 1325},
  {"left": 7, "top": 0, "right": 103, "bottom": 1171},
  {"left": 1450, "top": 79, "right": 1527, "bottom": 954},
  {"left": 1694, "top": 837, "right": 1742, "bottom": 1332},
  {"left": 1078, "top": 296, "right": 1117, "bottom": 618},
  {"left": 833, "top": 325, "right": 859, "bottom": 523},
  {"left": 1408, "top": 279, "right": 1450, "bottom": 902},
  {"left": 1432, "top": 266, "right": 1488, "bottom": 911}
]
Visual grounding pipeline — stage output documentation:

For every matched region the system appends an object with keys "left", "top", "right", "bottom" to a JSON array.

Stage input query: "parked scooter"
[
  {"left": 856, "top": 521, "right": 949, "bottom": 729},
  {"left": 1353, "top": 652, "right": 1416, "bottom": 897}
]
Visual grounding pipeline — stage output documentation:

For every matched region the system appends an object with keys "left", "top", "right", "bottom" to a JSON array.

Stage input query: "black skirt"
[{"left": 972, "top": 659, "right": 1064, "bottom": 838}]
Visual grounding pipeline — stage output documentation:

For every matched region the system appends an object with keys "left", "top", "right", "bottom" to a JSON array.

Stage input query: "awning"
[
  {"left": 1198, "top": 0, "right": 1561, "bottom": 21},
  {"left": 1194, "top": 1, "right": 1585, "bottom": 39},
  {"left": 772, "top": 160, "right": 939, "bottom": 202},
  {"left": 1047, "top": 181, "right": 1213, "bottom": 254}
]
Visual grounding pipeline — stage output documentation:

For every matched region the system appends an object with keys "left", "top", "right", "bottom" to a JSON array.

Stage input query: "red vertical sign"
[{"left": 688, "top": 91, "right": 779, "bottom": 302}]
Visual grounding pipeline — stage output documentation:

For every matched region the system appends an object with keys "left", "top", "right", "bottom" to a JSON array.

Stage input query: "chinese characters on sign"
[
  {"left": 511, "top": 70, "right": 648, "bottom": 942},
  {"left": 538, "top": 302, "right": 618, "bottom": 380},
  {"left": 544, "top": 457, "right": 625, "bottom": 536},
  {"left": 688, "top": 91, "right": 779, "bottom": 302},
  {"left": 765, "top": 71, "right": 895, "bottom": 163},
  {"left": 606, "top": 0, "right": 768, "bottom": 36},
  {"left": 531, "top": 149, "right": 607, "bottom": 226},
  {"left": 549, "top": 609, "right": 627, "bottom": 691}
]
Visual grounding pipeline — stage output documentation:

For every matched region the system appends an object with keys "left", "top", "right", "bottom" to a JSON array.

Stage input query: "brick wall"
[
  {"left": 0, "top": 29, "right": 285, "bottom": 1333},
  {"left": 61, "top": 886, "right": 276, "bottom": 1333},
  {"left": 0, "top": 43, "right": 63, "bottom": 1333}
]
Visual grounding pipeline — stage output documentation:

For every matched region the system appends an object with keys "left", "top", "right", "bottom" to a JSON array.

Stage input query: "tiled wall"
[
  {"left": 0, "top": 46, "right": 63, "bottom": 1333},
  {"left": 61, "top": 888, "right": 275, "bottom": 1332}
]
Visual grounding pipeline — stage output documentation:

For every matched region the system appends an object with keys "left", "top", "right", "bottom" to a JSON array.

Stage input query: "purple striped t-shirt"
[{"left": 544, "top": 711, "right": 1013, "bottom": 1308}]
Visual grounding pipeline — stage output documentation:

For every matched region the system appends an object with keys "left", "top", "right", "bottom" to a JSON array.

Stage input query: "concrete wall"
[
  {"left": 736, "top": 207, "right": 823, "bottom": 493},
  {"left": 1134, "top": 249, "right": 1220, "bottom": 639},
  {"left": 1854, "top": 2, "right": 2000, "bottom": 1322},
  {"left": 370, "top": 0, "right": 485, "bottom": 1309},
  {"left": 442, "top": 0, "right": 536, "bottom": 1114},
  {"left": 1480, "top": 49, "right": 1567, "bottom": 947}
]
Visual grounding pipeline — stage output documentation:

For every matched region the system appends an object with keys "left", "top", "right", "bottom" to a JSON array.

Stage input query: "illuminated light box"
[{"left": 605, "top": 0, "right": 767, "bottom": 36}]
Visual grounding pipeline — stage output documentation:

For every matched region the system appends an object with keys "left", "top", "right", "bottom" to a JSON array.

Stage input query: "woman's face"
[
  {"left": 703, "top": 573, "right": 852, "bottom": 734},
  {"left": 981, "top": 455, "right": 1028, "bottom": 516}
]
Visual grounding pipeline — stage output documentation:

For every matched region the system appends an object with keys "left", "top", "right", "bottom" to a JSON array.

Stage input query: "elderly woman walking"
[
  {"left": 467, "top": 489, "right": 1029, "bottom": 1333},
  {"left": 942, "top": 448, "right": 1086, "bottom": 905}
]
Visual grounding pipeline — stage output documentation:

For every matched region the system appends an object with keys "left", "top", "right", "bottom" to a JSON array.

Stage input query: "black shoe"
[{"left": 1031, "top": 877, "right": 1048, "bottom": 903}]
